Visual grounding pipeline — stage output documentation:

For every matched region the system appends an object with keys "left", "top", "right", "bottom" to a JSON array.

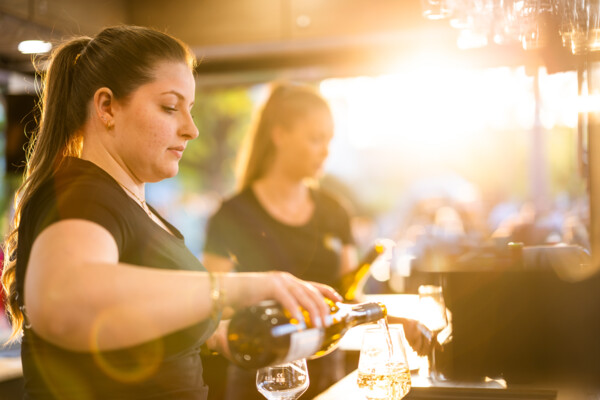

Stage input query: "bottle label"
[{"left": 281, "top": 328, "right": 323, "bottom": 363}]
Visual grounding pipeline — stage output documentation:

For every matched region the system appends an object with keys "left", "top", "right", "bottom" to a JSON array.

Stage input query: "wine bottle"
[
  {"left": 340, "top": 242, "right": 387, "bottom": 301},
  {"left": 227, "top": 300, "right": 387, "bottom": 369}
]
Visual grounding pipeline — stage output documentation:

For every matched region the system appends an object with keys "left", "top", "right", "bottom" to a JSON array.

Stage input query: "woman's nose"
[{"left": 181, "top": 111, "right": 199, "bottom": 139}]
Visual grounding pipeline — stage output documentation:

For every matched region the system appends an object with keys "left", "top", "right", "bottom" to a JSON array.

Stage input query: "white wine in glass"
[
  {"left": 256, "top": 358, "right": 309, "bottom": 400},
  {"left": 357, "top": 325, "right": 411, "bottom": 400}
]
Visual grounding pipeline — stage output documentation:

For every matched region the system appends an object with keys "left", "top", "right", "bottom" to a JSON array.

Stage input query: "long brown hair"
[
  {"left": 236, "top": 82, "right": 331, "bottom": 190},
  {"left": 1, "top": 25, "right": 196, "bottom": 342}
]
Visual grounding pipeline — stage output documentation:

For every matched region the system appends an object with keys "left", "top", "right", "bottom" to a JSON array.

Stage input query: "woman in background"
[
  {"left": 1, "top": 27, "right": 338, "bottom": 400},
  {"left": 203, "top": 83, "right": 430, "bottom": 399}
]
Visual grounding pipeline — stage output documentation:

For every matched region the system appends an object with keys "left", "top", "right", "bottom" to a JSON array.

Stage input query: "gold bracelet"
[{"left": 209, "top": 272, "right": 225, "bottom": 319}]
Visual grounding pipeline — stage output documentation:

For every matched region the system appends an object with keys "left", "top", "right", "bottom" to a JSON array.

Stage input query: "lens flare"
[{"left": 90, "top": 309, "right": 164, "bottom": 383}]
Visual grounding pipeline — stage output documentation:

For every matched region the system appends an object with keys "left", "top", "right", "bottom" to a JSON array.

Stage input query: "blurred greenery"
[
  {"left": 548, "top": 125, "right": 586, "bottom": 197},
  {"left": 178, "top": 86, "right": 254, "bottom": 195},
  {"left": 0, "top": 104, "right": 4, "bottom": 132}
]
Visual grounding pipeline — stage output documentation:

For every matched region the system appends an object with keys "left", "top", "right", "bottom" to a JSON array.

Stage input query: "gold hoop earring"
[{"left": 106, "top": 120, "right": 114, "bottom": 130}]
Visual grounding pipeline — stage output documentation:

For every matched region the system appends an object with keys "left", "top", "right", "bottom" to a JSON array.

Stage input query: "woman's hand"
[
  {"left": 205, "top": 320, "right": 231, "bottom": 359},
  {"left": 387, "top": 316, "right": 433, "bottom": 356},
  {"left": 224, "top": 271, "right": 343, "bottom": 329}
]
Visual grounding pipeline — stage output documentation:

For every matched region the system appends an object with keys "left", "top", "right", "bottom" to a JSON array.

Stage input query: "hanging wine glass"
[{"left": 421, "top": 0, "right": 453, "bottom": 20}]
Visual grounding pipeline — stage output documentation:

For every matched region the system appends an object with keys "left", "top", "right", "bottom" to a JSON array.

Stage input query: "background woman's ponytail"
[{"left": 236, "top": 83, "right": 331, "bottom": 190}]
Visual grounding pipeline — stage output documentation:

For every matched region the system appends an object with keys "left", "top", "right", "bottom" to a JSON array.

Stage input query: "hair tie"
[{"left": 73, "top": 53, "right": 82, "bottom": 65}]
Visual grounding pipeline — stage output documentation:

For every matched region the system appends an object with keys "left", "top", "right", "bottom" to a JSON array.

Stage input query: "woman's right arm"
[
  {"left": 24, "top": 219, "right": 338, "bottom": 352},
  {"left": 202, "top": 252, "right": 235, "bottom": 273}
]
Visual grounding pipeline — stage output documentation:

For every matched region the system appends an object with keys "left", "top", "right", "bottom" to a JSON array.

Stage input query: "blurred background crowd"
[{"left": 0, "top": 65, "right": 589, "bottom": 336}]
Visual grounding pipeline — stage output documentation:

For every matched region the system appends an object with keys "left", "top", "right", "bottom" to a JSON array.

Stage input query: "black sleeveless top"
[{"left": 16, "top": 157, "right": 216, "bottom": 399}]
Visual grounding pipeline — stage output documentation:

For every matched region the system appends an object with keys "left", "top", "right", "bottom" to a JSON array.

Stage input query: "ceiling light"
[{"left": 18, "top": 40, "right": 52, "bottom": 54}]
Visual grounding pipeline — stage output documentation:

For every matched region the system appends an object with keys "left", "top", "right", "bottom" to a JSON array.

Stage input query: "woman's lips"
[{"left": 168, "top": 146, "right": 185, "bottom": 158}]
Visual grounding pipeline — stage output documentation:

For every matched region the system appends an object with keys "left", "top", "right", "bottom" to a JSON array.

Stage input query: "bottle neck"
[{"left": 343, "top": 302, "right": 387, "bottom": 325}]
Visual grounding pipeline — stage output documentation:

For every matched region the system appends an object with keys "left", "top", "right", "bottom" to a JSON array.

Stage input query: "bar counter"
[
  {"left": 315, "top": 294, "right": 595, "bottom": 400},
  {"left": 314, "top": 369, "right": 561, "bottom": 400}
]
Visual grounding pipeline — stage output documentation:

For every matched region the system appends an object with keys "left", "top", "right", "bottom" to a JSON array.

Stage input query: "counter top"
[
  {"left": 0, "top": 334, "right": 22, "bottom": 383},
  {"left": 314, "top": 369, "right": 559, "bottom": 400},
  {"left": 0, "top": 356, "right": 22, "bottom": 382}
]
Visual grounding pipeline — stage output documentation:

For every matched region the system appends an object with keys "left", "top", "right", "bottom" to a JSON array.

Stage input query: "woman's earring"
[{"left": 106, "top": 120, "right": 114, "bottom": 130}]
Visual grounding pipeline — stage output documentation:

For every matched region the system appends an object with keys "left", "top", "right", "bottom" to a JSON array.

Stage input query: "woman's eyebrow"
[
  {"left": 161, "top": 90, "right": 184, "bottom": 99},
  {"left": 161, "top": 90, "right": 194, "bottom": 107}
]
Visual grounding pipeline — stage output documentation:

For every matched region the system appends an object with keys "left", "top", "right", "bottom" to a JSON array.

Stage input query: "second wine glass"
[
  {"left": 357, "top": 325, "right": 411, "bottom": 400},
  {"left": 256, "top": 358, "right": 309, "bottom": 400},
  {"left": 417, "top": 284, "right": 449, "bottom": 379}
]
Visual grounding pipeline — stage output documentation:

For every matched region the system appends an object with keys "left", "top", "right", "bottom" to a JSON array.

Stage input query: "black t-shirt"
[
  {"left": 204, "top": 187, "right": 354, "bottom": 399},
  {"left": 16, "top": 157, "right": 215, "bottom": 400},
  {"left": 204, "top": 186, "right": 354, "bottom": 290}
]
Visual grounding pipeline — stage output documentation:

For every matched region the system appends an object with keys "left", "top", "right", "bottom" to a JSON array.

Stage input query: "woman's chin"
[{"left": 149, "top": 166, "right": 179, "bottom": 183}]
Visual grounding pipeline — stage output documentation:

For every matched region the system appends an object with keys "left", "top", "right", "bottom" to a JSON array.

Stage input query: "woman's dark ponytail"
[{"left": 1, "top": 25, "right": 195, "bottom": 343}]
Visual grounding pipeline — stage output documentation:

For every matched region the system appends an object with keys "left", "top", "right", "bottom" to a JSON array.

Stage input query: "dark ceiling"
[{"left": 0, "top": 0, "right": 580, "bottom": 83}]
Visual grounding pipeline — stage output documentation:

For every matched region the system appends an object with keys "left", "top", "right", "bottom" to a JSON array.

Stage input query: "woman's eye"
[{"left": 162, "top": 106, "right": 177, "bottom": 113}]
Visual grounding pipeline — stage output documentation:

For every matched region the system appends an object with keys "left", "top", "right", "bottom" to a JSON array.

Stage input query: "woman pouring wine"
[{"left": 1, "top": 27, "right": 340, "bottom": 400}]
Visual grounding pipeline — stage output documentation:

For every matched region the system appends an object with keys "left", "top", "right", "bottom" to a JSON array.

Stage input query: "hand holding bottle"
[{"left": 222, "top": 271, "right": 343, "bottom": 329}]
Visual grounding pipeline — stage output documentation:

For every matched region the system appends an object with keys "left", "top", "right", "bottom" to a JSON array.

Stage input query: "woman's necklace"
[{"left": 115, "top": 180, "right": 153, "bottom": 217}]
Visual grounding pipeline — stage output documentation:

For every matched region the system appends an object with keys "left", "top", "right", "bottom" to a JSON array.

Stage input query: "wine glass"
[
  {"left": 256, "top": 358, "right": 309, "bottom": 400},
  {"left": 417, "top": 284, "right": 449, "bottom": 380},
  {"left": 421, "top": 0, "right": 452, "bottom": 20},
  {"left": 357, "top": 326, "right": 411, "bottom": 400}
]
